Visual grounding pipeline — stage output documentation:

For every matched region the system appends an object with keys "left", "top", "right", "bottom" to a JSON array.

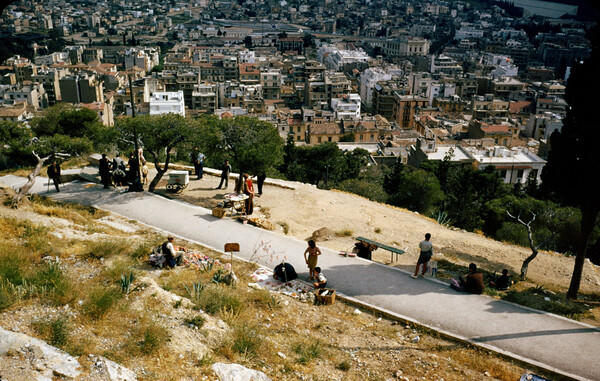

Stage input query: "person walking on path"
[
  {"left": 47, "top": 161, "right": 62, "bottom": 192},
  {"left": 242, "top": 173, "right": 254, "bottom": 215},
  {"left": 216, "top": 160, "right": 232, "bottom": 189},
  {"left": 99, "top": 153, "right": 112, "bottom": 188},
  {"left": 304, "top": 239, "right": 322, "bottom": 281},
  {"left": 191, "top": 148, "right": 205, "bottom": 180},
  {"left": 411, "top": 233, "right": 433, "bottom": 278}
]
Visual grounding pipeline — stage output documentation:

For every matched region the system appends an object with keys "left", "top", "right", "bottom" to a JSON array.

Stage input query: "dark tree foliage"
[{"left": 541, "top": 23, "right": 600, "bottom": 298}]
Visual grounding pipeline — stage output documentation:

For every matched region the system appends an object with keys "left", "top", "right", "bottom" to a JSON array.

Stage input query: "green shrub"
[
  {"left": 82, "top": 287, "right": 121, "bottom": 319},
  {"left": 292, "top": 340, "right": 323, "bottom": 364},
  {"left": 335, "top": 229, "right": 353, "bottom": 237},
  {"left": 32, "top": 314, "right": 70, "bottom": 348},
  {"left": 0, "top": 254, "right": 25, "bottom": 286},
  {"left": 86, "top": 239, "right": 129, "bottom": 259},
  {"left": 194, "top": 285, "right": 241, "bottom": 315},
  {"left": 336, "top": 179, "right": 387, "bottom": 203},
  {"left": 231, "top": 322, "right": 262, "bottom": 356},
  {"left": 184, "top": 315, "right": 206, "bottom": 328},
  {"left": 140, "top": 322, "right": 169, "bottom": 354}
]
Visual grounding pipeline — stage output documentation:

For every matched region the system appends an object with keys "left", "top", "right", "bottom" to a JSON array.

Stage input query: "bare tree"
[
  {"left": 506, "top": 209, "right": 554, "bottom": 280},
  {"left": 11, "top": 151, "right": 51, "bottom": 208}
]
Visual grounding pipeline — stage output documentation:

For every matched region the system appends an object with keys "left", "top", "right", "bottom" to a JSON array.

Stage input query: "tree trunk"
[
  {"left": 567, "top": 206, "right": 598, "bottom": 299},
  {"left": 11, "top": 152, "right": 50, "bottom": 208},
  {"left": 520, "top": 248, "right": 538, "bottom": 280},
  {"left": 234, "top": 172, "right": 243, "bottom": 194},
  {"left": 148, "top": 149, "right": 171, "bottom": 192}
]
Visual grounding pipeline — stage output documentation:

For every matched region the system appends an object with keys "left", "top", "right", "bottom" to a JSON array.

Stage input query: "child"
[
  {"left": 489, "top": 269, "right": 513, "bottom": 291},
  {"left": 304, "top": 239, "right": 322, "bottom": 280},
  {"left": 313, "top": 267, "right": 327, "bottom": 289}
]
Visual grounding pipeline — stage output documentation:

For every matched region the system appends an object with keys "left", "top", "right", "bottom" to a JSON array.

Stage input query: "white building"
[
  {"left": 466, "top": 146, "right": 546, "bottom": 184},
  {"left": 359, "top": 68, "right": 392, "bottom": 108},
  {"left": 525, "top": 112, "right": 563, "bottom": 140},
  {"left": 430, "top": 55, "right": 463, "bottom": 74},
  {"left": 149, "top": 91, "right": 185, "bottom": 116},
  {"left": 454, "top": 26, "right": 484, "bottom": 40},
  {"left": 331, "top": 93, "right": 361, "bottom": 120}
]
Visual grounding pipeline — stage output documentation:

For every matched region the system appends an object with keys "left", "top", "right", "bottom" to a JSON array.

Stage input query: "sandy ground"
[{"left": 163, "top": 173, "right": 600, "bottom": 296}]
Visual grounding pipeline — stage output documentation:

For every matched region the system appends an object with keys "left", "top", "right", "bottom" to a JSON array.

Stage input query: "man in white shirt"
[{"left": 411, "top": 233, "right": 433, "bottom": 278}]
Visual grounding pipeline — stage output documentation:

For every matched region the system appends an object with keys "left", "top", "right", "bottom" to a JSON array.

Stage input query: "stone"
[
  {"left": 211, "top": 363, "right": 271, "bottom": 381},
  {"left": 311, "top": 227, "right": 334, "bottom": 241},
  {"left": 90, "top": 354, "right": 137, "bottom": 381},
  {"left": 0, "top": 327, "right": 81, "bottom": 379}
]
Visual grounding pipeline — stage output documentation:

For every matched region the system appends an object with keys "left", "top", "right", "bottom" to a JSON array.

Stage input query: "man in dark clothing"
[
  {"left": 47, "top": 161, "right": 61, "bottom": 192},
  {"left": 256, "top": 172, "right": 266, "bottom": 196},
  {"left": 451, "top": 263, "right": 484, "bottom": 294},
  {"left": 127, "top": 151, "right": 140, "bottom": 184},
  {"left": 490, "top": 269, "right": 513, "bottom": 291},
  {"left": 99, "top": 153, "right": 112, "bottom": 188},
  {"left": 216, "top": 160, "right": 232, "bottom": 189}
]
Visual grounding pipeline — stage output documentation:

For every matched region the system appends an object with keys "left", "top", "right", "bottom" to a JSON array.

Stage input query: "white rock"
[
  {"left": 0, "top": 327, "right": 81, "bottom": 378},
  {"left": 211, "top": 363, "right": 271, "bottom": 381},
  {"left": 91, "top": 355, "right": 137, "bottom": 381},
  {"left": 353, "top": 309, "right": 362, "bottom": 315}
]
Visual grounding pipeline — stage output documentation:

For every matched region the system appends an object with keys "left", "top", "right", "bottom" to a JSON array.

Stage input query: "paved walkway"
[{"left": 2, "top": 174, "right": 599, "bottom": 381}]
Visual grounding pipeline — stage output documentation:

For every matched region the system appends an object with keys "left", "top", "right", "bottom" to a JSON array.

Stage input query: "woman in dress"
[{"left": 242, "top": 173, "right": 254, "bottom": 215}]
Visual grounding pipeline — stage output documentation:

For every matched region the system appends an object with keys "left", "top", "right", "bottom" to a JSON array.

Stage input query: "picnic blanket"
[
  {"left": 248, "top": 268, "right": 315, "bottom": 303},
  {"left": 149, "top": 247, "right": 221, "bottom": 270}
]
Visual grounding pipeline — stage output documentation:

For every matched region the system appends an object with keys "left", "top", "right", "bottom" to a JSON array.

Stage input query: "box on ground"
[{"left": 315, "top": 288, "right": 336, "bottom": 304}]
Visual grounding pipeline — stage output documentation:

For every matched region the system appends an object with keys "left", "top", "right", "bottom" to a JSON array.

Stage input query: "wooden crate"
[
  {"left": 315, "top": 288, "right": 336, "bottom": 305},
  {"left": 212, "top": 207, "right": 225, "bottom": 218}
]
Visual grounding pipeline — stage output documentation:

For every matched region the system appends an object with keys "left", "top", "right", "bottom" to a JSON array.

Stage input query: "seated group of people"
[{"left": 451, "top": 263, "right": 513, "bottom": 294}]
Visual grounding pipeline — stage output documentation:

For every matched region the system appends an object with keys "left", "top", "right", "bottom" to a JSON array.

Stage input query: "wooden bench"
[{"left": 355, "top": 236, "right": 405, "bottom": 263}]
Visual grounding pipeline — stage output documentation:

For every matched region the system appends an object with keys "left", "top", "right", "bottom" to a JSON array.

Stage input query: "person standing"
[
  {"left": 99, "top": 153, "right": 112, "bottom": 188},
  {"left": 411, "top": 233, "right": 433, "bottom": 278},
  {"left": 216, "top": 160, "right": 232, "bottom": 189},
  {"left": 47, "top": 161, "right": 62, "bottom": 192},
  {"left": 127, "top": 151, "right": 140, "bottom": 184},
  {"left": 242, "top": 173, "right": 254, "bottom": 215},
  {"left": 256, "top": 172, "right": 266, "bottom": 196},
  {"left": 191, "top": 148, "right": 205, "bottom": 180},
  {"left": 304, "top": 240, "right": 322, "bottom": 281}
]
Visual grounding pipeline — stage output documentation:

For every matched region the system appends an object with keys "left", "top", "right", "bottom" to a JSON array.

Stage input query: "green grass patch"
[
  {"left": 292, "top": 340, "right": 323, "bottom": 364},
  {"left": 501, "top": 287, "right": 589, "bottom": 319},
  {"left": 32, "top": 314, "right": 70, "bottom": 348},
  {"left": 184, "top": 315, "right": 206, "bottom": 328},
  {"left": 335, "top": 229, "right": 354, "bottom": 237},
  {"left": 82, "top": 286, "right": 121, "bottom": 319},
  {"left": 193, "top": 284, "right": 242, "bottom": 316},
  {"left": 85, "top": 239, "right": 129, "bottom": 260}
]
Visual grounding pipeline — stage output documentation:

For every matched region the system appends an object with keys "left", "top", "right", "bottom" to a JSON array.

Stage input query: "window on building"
[
  {"left": 517, "top": 169, "right": 524, "bottom": 180},
  {"left": 318, "top": 137, "right": 322, "bottom": 143},
  {"left": 328, "top": 137, "right": 332, "bottom": 142}
]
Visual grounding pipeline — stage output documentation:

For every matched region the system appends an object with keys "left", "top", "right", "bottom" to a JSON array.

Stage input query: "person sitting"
[
  {"left": 450, "top": 263, "right": 484, "bottom": 294},
  {"left": 489, "top": 269, "right": 513, "bottom": 291},
  {"left": 162, "top": 236, "right": 182, "bottom": 269},
  {"left": 313, "top": 267, "right": 327, "bottom": 289},
  {"left": 273, "top": 262, "right": 298, "bottom": 282}
]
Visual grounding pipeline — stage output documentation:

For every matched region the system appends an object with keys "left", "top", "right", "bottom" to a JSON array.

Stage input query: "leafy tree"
[
  {"left": 199, "top": 116, "right": 284, "bottom": 185},
  {"left": 342, "top": 148, "right": 369, "bottom": 180},
  {"left": 338, "top": 132, "right": 355, "bottom": 142},
  {"left": 541, "top": 23, "right": 600, "bottom": 299},
  {"left": 115, "top": 114, "right": 196, "bottom": 192},
  {"left": 386, "top": 167, "right": 444, "bottom": 215},
  {"left": 243, "top": 35, "right": 253, "bottom": 48}
]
